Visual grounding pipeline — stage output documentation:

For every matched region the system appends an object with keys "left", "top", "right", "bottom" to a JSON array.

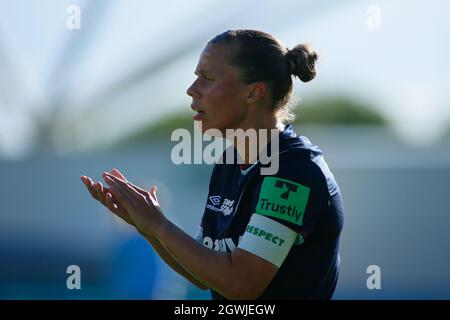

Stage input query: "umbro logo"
[
  {"left": 209, "top": 195, "right": 221, "bottom": 206},
  {"left": 207, "top": 195, "right": 235, "bottom": 216}
]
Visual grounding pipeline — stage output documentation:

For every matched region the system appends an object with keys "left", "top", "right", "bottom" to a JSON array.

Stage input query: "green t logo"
[
  {"left": 275, "top": 179, "right": 298, "bottom": 199},
  {"left": 256, "top": 177, "right": 310, "bottom": 226}
]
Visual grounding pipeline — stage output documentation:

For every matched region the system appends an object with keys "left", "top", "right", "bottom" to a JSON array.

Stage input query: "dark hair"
[{"left": 208, "top": 29, "right": 318, "bottom": 123}]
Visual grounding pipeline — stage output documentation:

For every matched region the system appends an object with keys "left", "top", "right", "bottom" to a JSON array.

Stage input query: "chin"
[{"left": 195, "top": 121, "right": 226, "bottom": 137}]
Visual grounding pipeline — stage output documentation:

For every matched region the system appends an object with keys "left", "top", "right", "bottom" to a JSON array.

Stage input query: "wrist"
[
  {"left": 136, "top": 226, "right": 150, "bottom": 238},
  {"left": 140, "top": 214, "right": 170, "bottom": 241},
  {"left": 153, "top": 217, "right": 171, "bottom": 241}
]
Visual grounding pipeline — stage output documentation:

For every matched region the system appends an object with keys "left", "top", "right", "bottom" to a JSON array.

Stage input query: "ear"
[{"left": 245, "top": 82, "right": 267, "bottom": 105}]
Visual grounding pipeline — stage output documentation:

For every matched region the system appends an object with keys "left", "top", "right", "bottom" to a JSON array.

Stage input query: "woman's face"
[{"left": 187, "top": 43, "right": 249, "bottom": 134}]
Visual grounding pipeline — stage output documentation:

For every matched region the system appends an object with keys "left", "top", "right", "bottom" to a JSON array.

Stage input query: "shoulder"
[
  {"left": 257, "top": 142, "right": 340, "bottom": 199},
  {"left": 273, "top": 149, "right": 327, "bottom": 187}
]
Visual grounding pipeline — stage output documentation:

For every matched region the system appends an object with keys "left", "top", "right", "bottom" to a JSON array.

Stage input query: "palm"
[{"left": 81, "top": 169, "right": 157, "bottom": 233}]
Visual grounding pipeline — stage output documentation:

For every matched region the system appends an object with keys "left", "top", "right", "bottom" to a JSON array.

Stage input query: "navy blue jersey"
[{"left": 194, "top": 124, "right": 344, "bottom": 300}]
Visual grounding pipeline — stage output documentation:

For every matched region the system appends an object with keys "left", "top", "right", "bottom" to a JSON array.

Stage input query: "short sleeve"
[
  {"left": 238, "top": 157, "right": 329, "bottom": 267},
  {"left": 193, "top": 217, "right": 205, "bottom": 244}
]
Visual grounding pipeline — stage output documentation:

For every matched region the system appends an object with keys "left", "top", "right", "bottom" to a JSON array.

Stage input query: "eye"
[
  {"left": 194, "top": 72, "right": 214, "bottom": 82},
  {"left": 200, "top": 74, "right": 212, "bottom": 81}
]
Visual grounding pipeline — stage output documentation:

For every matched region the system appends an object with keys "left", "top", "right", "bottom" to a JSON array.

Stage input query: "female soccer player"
[{"left": 81, "top": 29, "right": 344, "bottom": 300}]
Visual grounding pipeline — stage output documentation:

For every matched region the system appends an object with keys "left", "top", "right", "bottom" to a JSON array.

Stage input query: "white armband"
[{"left": 238, "top": 214, "right": 296, "bottom": 268}]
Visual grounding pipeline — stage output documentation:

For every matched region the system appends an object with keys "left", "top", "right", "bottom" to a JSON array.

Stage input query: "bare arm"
[
  {"left": 142, "top": 232, "right": 208, "bottom": 290},
  {"left": 87, "top": 170, "right": 279, "bottom": 299},
  {"left": 149, "top": 219, "right": 277, "bottom": 299},
  {"left": 81, "top": 172, "right": 208, "bottom": 290}
]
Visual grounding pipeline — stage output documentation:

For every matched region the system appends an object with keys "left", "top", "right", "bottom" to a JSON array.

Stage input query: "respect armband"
[{"left": 238, "top": 214, "right": 297, "bottom": 268}]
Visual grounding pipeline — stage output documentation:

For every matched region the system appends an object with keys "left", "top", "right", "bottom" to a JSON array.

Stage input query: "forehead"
[{"left": 195, "top": 43, "right": 236, "bottom": 74}]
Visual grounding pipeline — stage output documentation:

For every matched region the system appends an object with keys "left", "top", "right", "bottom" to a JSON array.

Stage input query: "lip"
[
  {"left": 191, "top": 103, "right": 206, "bottom": 120},
  {"left": 191, "top": 103, "right": 204, "bottom": 112},
  {"left": 192, "top": 110, "right": 205, "bottom": 121}
]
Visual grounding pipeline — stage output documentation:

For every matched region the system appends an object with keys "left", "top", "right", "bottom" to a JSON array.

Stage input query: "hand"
[
  {"left": 100, "top": 171, "right": 166, "bottom": 237},
  {"left": 80, "top": 169, "right": 160, "bottom": 235},
  {"left": 81, "top": 169, "right": 134, "bottom": 226}
]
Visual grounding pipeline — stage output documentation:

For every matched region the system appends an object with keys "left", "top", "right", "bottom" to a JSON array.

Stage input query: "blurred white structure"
[{"left": 0, "top": 0, "right": 449, "bottom": 157}]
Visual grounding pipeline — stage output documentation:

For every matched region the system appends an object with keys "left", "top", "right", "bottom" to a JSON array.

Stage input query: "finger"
[
  {"left": 103, "top": 169, "right": 150, "bottom": 198},
  {"left": 103, "top": 173, "right": 146, "bottom": 202},
  {"left": 110, "top": 169, "right": 127, "bottom": 181},
  {"left": 85, "top": 177, "right": 98, "bottom": 198},
  {"left": 105, "top": 192, "right": 134, "bottom": 225},
  {"left": 109, "top": 169, "right": 149, "bottom": 201},
  {"left": 104, "top": 191, "right": 116, "bottom": 211},
  {"left": 150, "top": 186, "right": 159, "bottom": 205},
  {"left": 94, "top": 182, "right": 105, "bottom": 204},
  {"left": 81, "top": 176, "right": 98, "bottom": 200},
  {"left": 104, "top": 176, "right": 135, "bottom": 209}
]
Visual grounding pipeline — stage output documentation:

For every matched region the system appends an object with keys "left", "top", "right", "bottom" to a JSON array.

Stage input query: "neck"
[{"left": 228, "top": 116, "right": 284, "bottom": 165}]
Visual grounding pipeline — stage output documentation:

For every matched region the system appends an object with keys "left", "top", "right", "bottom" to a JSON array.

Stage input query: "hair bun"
[{"left": 286, "top": 44, "right": 318, "bottom": 82}]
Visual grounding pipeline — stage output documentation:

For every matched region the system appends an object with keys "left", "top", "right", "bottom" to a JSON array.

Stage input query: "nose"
[{"left": 187, "top": 79, "right": 199, "bottom": 98}]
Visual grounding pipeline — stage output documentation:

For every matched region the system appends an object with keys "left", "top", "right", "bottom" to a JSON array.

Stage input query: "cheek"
[{"left": 206, "top": 83, "right": 244, "bottom": 115}]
